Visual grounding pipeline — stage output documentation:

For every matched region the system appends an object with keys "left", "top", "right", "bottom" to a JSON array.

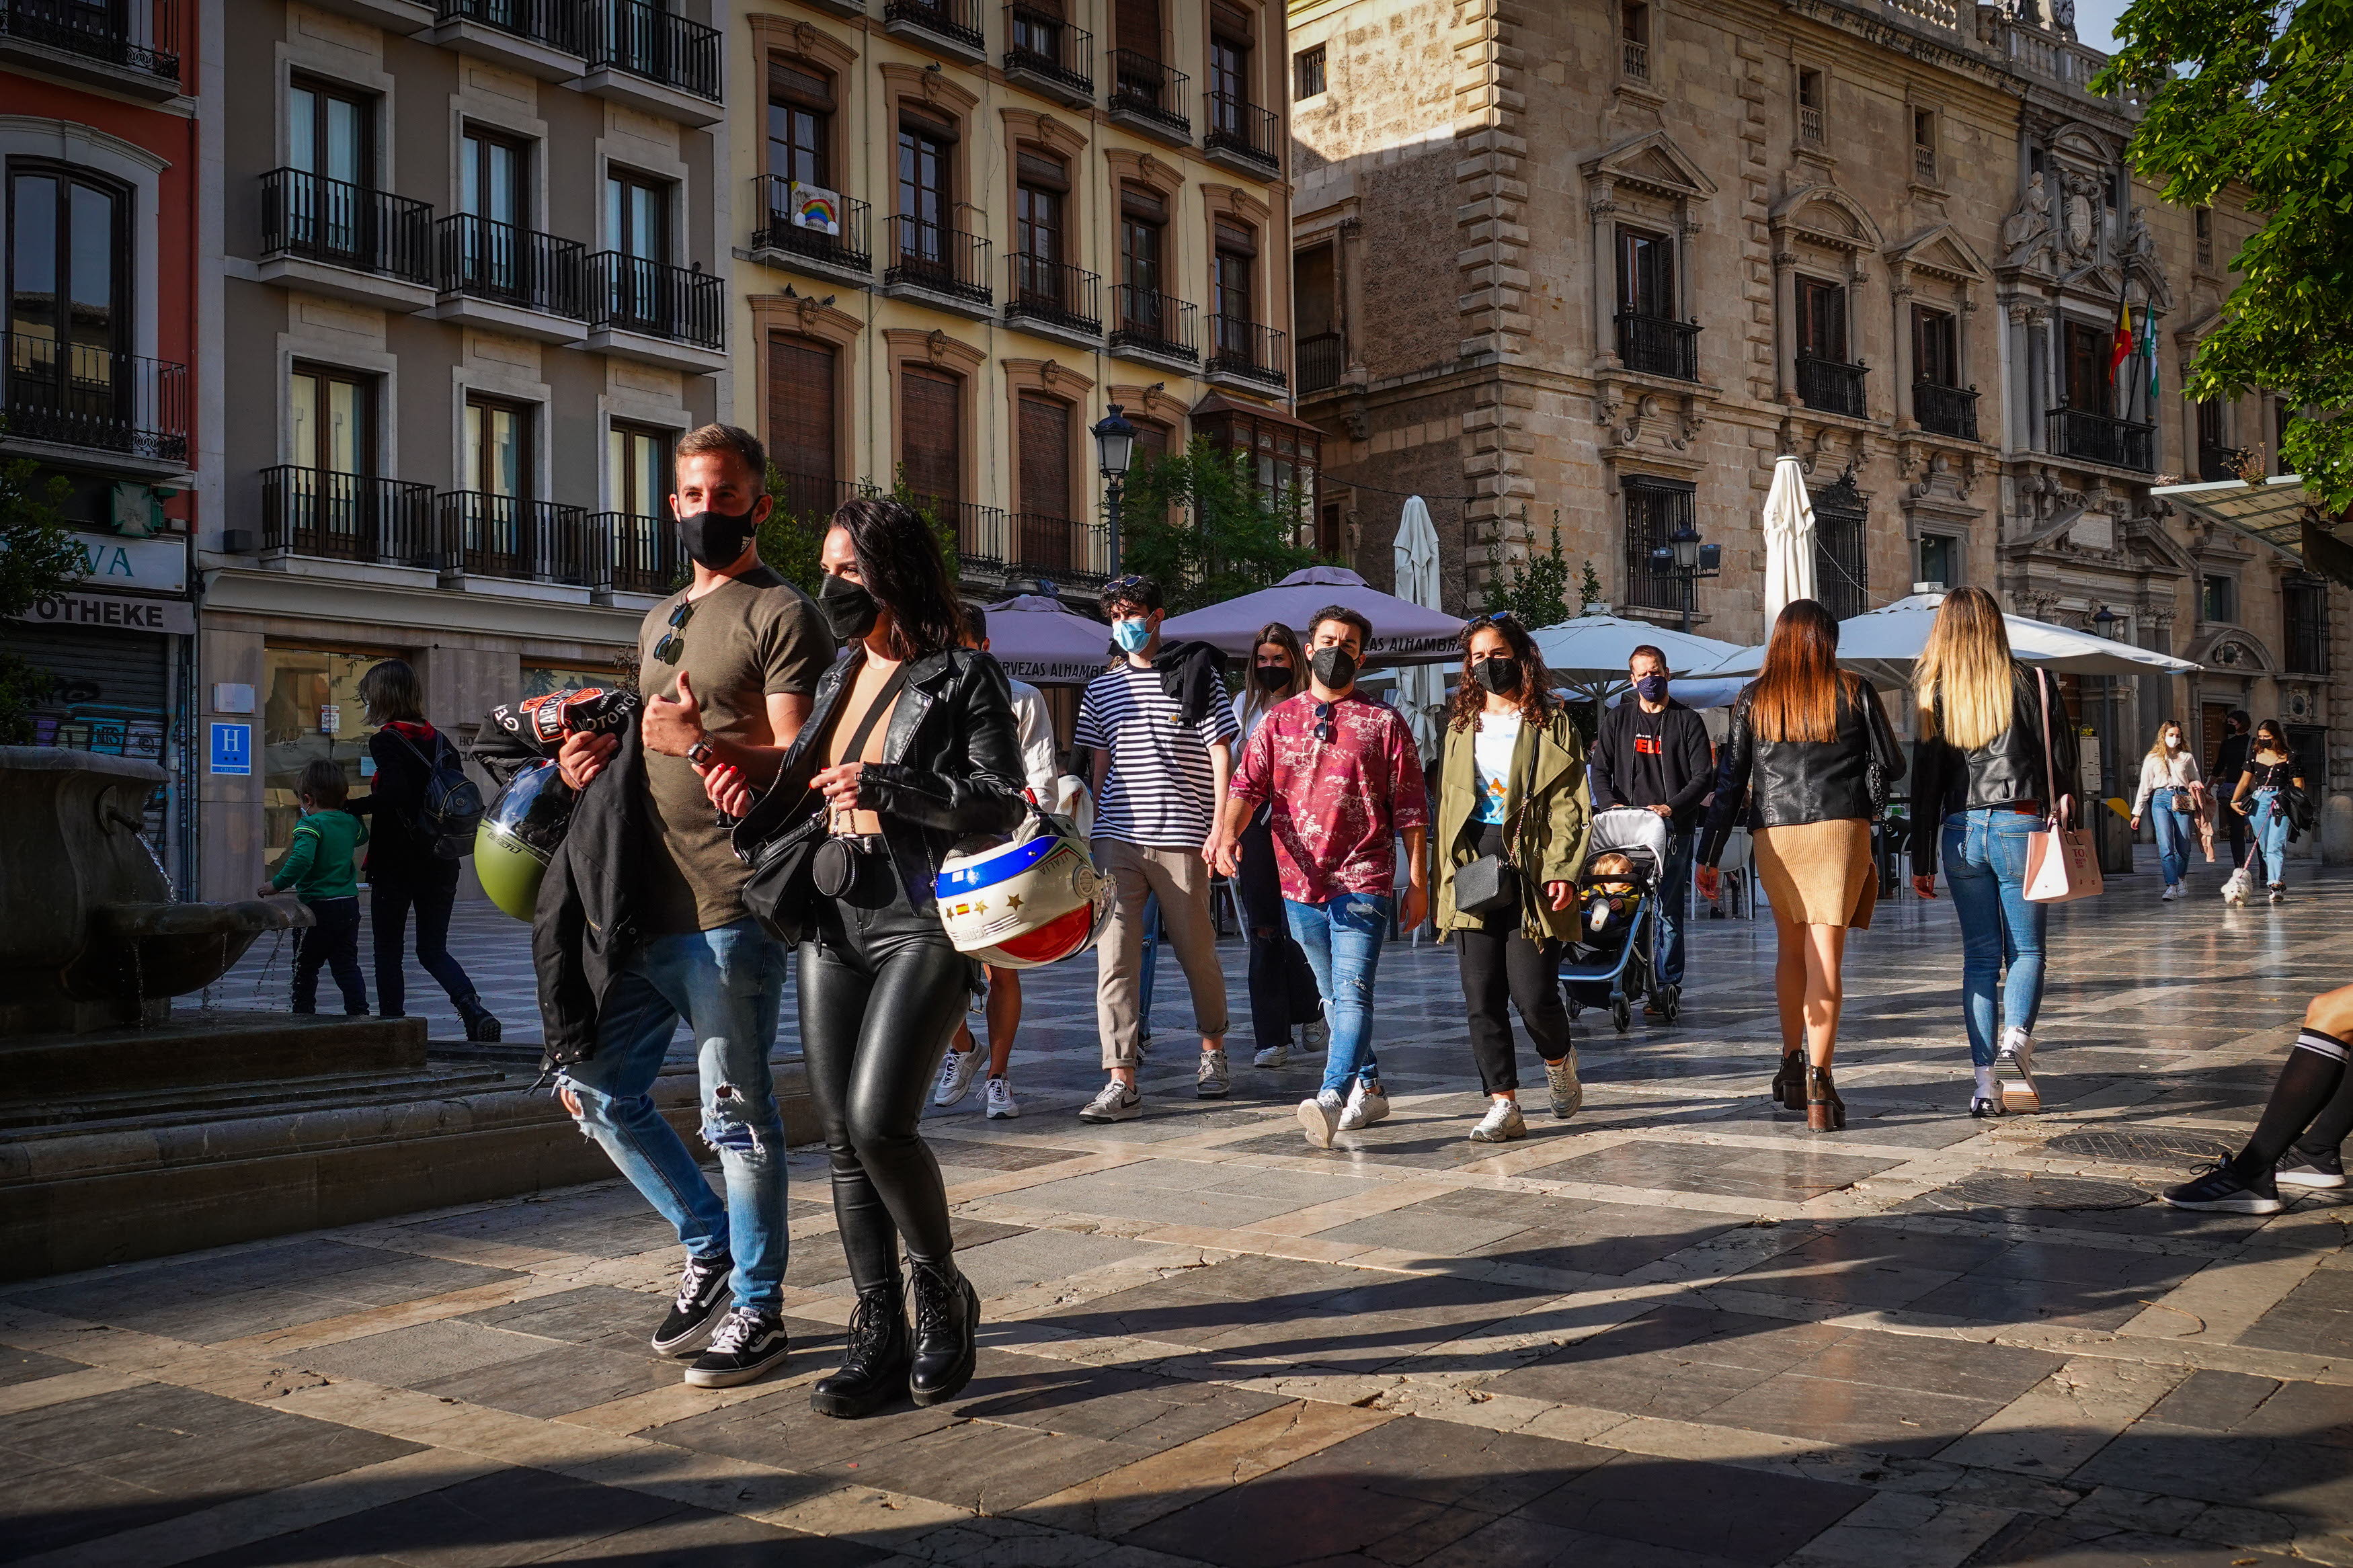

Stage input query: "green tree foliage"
[
  {"left": 754, "top": 468, "right": 959, "bottom": 600},
  {"left": 2095, "top": 0, "right": 2353, "bottom": 503},
  {"left": 1117, "top": 440, "right": 1317, "bottom": 614},
  {"left": 1485, "top": 515, "right": 1572, "bottom": 628},
  {"left": 0, "top": 460, "right": 81, "bottom": 744},
  {"left": 1579, "top": 558, "right": 1606, "bottom": 614}
]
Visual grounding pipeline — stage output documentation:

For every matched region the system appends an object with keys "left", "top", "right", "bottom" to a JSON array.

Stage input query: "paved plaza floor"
[{"left": 8, "top": 866, "right": 2353, "bottom": 1567}]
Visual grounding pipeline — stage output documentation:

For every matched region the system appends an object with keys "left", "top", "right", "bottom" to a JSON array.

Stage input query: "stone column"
[
  {"left": 1771, "top": 241, "right": 1796, "bottom": 403},
  {"left": 1890, "top": 262, "right": 1916, "bottom": 429},
  {"left": 1590, "top": 187, "right": 1621, "bottom": 367}
]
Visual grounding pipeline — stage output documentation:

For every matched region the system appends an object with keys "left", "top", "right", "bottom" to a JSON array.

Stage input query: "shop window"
[{"left": 260, "top": 645, "right": 401, "bottom": 864}]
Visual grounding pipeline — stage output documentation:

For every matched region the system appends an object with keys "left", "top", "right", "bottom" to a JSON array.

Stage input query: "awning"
[{"left": 2150, "top": 475, "right": 2353, "bottom": 590}]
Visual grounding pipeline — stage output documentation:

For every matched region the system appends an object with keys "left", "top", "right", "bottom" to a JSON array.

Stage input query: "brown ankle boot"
[
  {"left": 1771, "top": 1050, "right": 1806, "bottom": 1112},
  {"left": 1806, "top": 1065, "right": 1845, "bottom": 1132}
]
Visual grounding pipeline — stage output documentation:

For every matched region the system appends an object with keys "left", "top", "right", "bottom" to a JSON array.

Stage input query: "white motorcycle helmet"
[{"left": 933, "top": 810, "right": 1109, "bottom": 969}]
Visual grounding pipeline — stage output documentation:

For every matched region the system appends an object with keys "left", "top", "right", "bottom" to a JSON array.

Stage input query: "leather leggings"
[{"left": 799, "top": 848, "right": 973, "bottom": 1292}]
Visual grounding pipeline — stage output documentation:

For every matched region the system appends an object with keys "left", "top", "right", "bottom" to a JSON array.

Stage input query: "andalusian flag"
[
  {"left": 2141, "top": 305, "right": 2159, "bottom": 401},
  {"left": 2108, "top": 296, "right": 2134, "bottom": 384}
]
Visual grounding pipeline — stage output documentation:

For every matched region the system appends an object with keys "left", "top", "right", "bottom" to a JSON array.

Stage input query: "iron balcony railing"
[
  {"left": 1616, "top": 311, "right": 1699, "bottom": 380},
  {"left": 1, "top": 331, "right": 187, "bottom": 463},
  {"left": 1913, "top": 380, "right": 1979, "bottom": 441},
  {"left": 1203, "top": 92, "right": 1281, "bottom": 175},
  {"left": 898, "top": 493, "right": 1007, "bottom": 571},
  {"left": 1109, "top": 286, "right": 1198, "bottom": 362},
  {"left": 1006, "top": 254, "right": 1101, "bottom": 337},
  {"left": 262, "top": 466, "right": 436, "bottom": 565},
  {"left": 2048, "top": 406, "right": 2155, "bottom": 472},
  {"left": 594, "top": 511, "right": 678, "bottom": 594},
  {"left": 751, "top": 178, "right": 871, "bottom": 274},
  {"left": 1796, "top": 352, "right": 1868, "bottom": 418},
  {"left": 438, "top": 492, "right": 592, "bottom": 583},
  {"left": 436, "top": 215, "right": 585, "bottom": 318},
  {"left": 882, "top": 0, "right": 981, "bottom": 52},
  {"left": 586, "top": 252, "right": 723, "bottom": 348},
  {"left": 1010, "top": 511, "right": 1111, "bottom": 584},
  {"left": 771, "top": 471, "right": 870, "bottom": 524},
  {"left": 885, "top": 216, "right": 992, "bottom": 308},
  {"left": 1003, "top": 3, "right": 1090, "bottom": 96},
  {"left": 260, "top": 169, "right": 434, "bottom": 284},
  {"left": 1, "top": 0, "right": 179, "bottom": 83},
  {"left": 1209, "top": 316, "right": 1287, "bottom": 390},
  {"left": 2198, "top": 445, "right": 2240, "bottom": 483},
  {"left": 1296, "top": 331, "right": 1344, "bottom": 395},
  {"left": 588, "top": 0, "right": 719, "bottom": 99},
  {"left": 1107, "top": 50, "right": 1190, "bottom": 136},
  {"left": 436, "top": 0, "right": 582, "bottom": 54}
]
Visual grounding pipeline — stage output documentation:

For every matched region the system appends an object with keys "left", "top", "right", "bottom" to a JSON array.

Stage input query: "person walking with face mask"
[
  {"left": 1586, "top": 644, "right": 1713, "bottom": 1012},
  {"left": 2130, "top": 720, "right": 2206, "bottom": 902}
]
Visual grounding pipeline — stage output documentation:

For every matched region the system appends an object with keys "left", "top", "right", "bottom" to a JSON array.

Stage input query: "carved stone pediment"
[
  {"left": 1581, "top": 130, "right": 1719, "bottom": 202},
  {"left": 1771, "top": 183, "right": 1883, "bottom": 255},
  {"left": 1889, "top": 224, "right": 1993, "bottom": 286}
]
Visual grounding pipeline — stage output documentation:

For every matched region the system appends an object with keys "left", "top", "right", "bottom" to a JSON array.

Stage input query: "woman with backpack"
[{"left": 350, "top": 659, "right": 502, "bottom": 1041}]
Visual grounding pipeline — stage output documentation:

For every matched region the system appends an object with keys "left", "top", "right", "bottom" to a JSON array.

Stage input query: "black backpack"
[{"left": 387, "top": 729, "right": 484, "bottom": 859}]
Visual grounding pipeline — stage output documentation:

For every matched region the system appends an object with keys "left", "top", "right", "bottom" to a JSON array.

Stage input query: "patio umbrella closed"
[
  {"left": 1390, "top": 497, "right": 1447, "bottom": 753},
  {"left": 1761, "top": 455, "right": 1818, "bottom": 632}
]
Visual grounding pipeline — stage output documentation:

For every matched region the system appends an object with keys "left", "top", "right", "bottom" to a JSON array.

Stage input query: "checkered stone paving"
[{"left": 7, "top": 867, "right": 2353, "bottom": 1566}]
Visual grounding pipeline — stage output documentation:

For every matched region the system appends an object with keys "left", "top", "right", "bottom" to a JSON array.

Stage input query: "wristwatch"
[{"left": 686, "top": 735, "right": 717, "bottom": 768}]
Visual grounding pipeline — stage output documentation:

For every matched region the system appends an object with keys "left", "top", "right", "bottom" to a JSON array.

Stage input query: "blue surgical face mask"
[{"left": 1112, "top": 616, "right": 1153, "bottom": 654}]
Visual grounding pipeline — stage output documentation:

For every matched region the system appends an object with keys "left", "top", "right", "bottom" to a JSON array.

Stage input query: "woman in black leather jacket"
[
  {"left": 711, "top": 497, "right": 1024, "bottom": 1419},
  {"left": 1907, "top": 587, "right": 2077, "bottom": 1118},
  {"left": 1700, "top": 600, "right": 1903, "bottom": 1131}
]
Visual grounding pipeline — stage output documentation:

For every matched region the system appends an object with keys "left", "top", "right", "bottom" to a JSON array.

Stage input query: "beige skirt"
[{"left": 1753, "top": 819, "right": 1877, "bottom": 930}]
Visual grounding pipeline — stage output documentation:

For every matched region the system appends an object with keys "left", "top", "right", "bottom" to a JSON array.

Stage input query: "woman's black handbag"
[
  {"left": 1454, "top": 729, "right": 1530, "bottom": 918},
  {"left": 738, "top": 667, "right": 907, "bottom": 940}
]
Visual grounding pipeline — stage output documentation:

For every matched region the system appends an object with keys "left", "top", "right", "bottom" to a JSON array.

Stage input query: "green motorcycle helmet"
[{"left": 475, "top": 759, "right": 574, "bottom": 921}]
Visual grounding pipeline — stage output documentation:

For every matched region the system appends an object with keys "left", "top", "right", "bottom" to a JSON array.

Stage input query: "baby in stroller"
[
  {"left": 1581, "top": 852, "right": 1642, "bottom": 957},
  {"left": 1558, "top": 807, "right": 1678, "bottom": 1030}
]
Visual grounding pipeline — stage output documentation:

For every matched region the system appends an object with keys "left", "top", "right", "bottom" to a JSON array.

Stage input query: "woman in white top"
[
  {"left": 2128, "top": 719, "right": 2205, "bottom": 901},
  {"left": 1230, "top": 622, "right": 1318, "bottom": 1067}
]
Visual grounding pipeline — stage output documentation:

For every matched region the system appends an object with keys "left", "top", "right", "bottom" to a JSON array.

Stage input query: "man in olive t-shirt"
[{"left": 552, "top": 424, "right": 833, "bottom": 1389}]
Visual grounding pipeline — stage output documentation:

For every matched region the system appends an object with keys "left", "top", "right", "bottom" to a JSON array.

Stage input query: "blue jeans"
[
  {"left": 2150, "top": 802, "right": 2193, "bottom": 889},
  {"left": 1657, "top": 826, "right": 1693, "bottom": 987},
  {"left": 1285, "top": 892, "right": 1391, "bottom": 1098},
  {"left": 560, "top": 917, "right": 791, "bottom": 1310},
  {"left": 2251, "top": 788, "right": 2292, "bottom": 886},
  {"left": 1942, "top": 810, "right": 2048, "bottom": 1068}
]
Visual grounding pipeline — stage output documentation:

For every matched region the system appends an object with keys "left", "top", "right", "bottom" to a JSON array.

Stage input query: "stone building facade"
[{"left": 1285, "top": 0, "right": 2350, "bottom": 858}]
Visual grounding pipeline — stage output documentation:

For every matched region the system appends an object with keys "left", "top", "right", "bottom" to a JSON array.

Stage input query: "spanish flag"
[{"left": 2108, "top": 296, "right": 2134, "bottom": 384}]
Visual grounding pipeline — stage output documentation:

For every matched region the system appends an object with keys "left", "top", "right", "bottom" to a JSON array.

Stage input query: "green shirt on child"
[{"left": 271, "top": 808, "right": 368, "bottom": 900}]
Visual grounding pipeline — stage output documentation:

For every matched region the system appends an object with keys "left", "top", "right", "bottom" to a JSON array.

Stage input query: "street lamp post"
[
  {"left": 1648, "top": 523, "right": 1722, "bottom": 635},
  {"left": 1091, "top": 403, "right": 1137, "bottom": 574}
]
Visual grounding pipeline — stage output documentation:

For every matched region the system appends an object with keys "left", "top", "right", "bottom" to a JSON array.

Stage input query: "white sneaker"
[
  {"left": 1337, "top": 1079, "right": 1388, "bottom": 1131},
  {"left": 1078, "top": 1080, "right": 1141, "bottom": 1122},
  {"left": 1544, "top": 1050, "right": 1583, "bottom": 1120},
  {"left": 984, "top": 1076, "right": 1019, "bottom": 1119},
  {"left": 1298, "top": 1089, "right": 1343, "bottom": 1149},
  {"left": 1196, "top": 1047, "right": 1231, "bottom": 1098},
  {"left": 1997, "top": 1026, "right": 2040, "bottom": 1113},
  {"left": 2161, "top": 884, "right": 2181, "bottom": 901},
  {"left": 1252, "top": 1044, "right": 1289, "bottom": 1069},
  {"left": 1470, "top": 1098, "right": 1526, "bottom": 1143},
  {"left": 1304, "top": 1017, "right": 1330, "bottom": 1054},
  {"left": 933, "top": 1047, "right": 981, "bottom": 1107}
]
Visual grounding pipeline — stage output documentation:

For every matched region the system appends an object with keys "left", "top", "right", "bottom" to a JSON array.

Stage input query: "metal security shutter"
[
  {"left": 901, "top": 364, "right": 962, "bottom": 505},
  {"left": 4, "top": 624, "right": 168, "bottom": 715}
]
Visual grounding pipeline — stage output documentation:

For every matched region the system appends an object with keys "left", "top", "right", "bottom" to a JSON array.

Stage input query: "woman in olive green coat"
[{"left": 1435, "top": 612, "right": 1593, "bottom": 1144}]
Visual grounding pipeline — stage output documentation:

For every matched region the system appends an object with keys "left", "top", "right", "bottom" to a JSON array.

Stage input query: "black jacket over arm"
[
  {"left": 1588, "top": 699, "right": 1714, "bottom": 824},
  {"left": 1907, "top": 663, "right": 2080, "bottom": 874},
  {"left": 1699, "top": 676, "right": 1905, "bottom": 867}
]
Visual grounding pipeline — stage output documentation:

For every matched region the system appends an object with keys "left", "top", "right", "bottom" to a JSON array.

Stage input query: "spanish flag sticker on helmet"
[{"left": 932, "top": 811, "right": 1109, "bottom": 970}]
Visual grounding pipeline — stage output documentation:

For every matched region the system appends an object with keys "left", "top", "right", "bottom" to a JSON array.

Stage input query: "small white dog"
[{"left": 2221, "top": 866, "right": 2252, "bottom": 906}]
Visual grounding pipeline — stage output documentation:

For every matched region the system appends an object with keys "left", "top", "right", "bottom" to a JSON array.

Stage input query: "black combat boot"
[
  {"left": 908, "top": 1259, "right": 978, "bottom": 1407},
  {"left": 808, "top": 1283, "right": 910, "bottom": 1419}
]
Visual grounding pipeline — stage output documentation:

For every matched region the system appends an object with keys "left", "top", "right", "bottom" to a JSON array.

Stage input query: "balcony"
[
  {"left": 1108, "top": 286, "right": 1199, "bottom": 370},
  {"left": 1616, "top": 311, "right": 1699, "bottom": 381},
  {"left": 1913, "top": 380, "right": 1980, "bottom": 442},
  {"left": 1002, "top": 5, "right": 1091, "bottom": 106},
  {"left": 905, "top": 494, "right": 1010, "bottom": 574},
  {"left": 1207, "top": 316, "right": 1287, "bottom": 392},
  {"left": 428, "top": 0, "right": 585, "bottom": 81},
  {"left": 1, "top": 331, "right": 188, "bottom": 478},
  {"left": 749, "top": 179, "right": 871, "bottom": 286},
  {"left": 2198, "top": 444, "right": 2241, "bottom": 483},
  {"left": 1296, "top": 332, "right": 1344, "bottom": 395},
  {"left": 303, "top": 0, "right": 433, "bottom": 36},
  {"left": 1009, "top": 512, "right": 1111, "bottom": 585},
  {"left": 882, "top": 216, "right": 994, "bottom": 319},
  {"left": 262, "top": 467, "right": 436, "bottom": 567},
  {"left": 1107, "top": 51, "right": 1191, "bottom": 143},
  {"left": 1620, "top": 36, "right": 1648, "bottom": 81},
  {"left": 576, "top": 0, "right": 723, "bottom": 125},
  {"left": 438, "top": 493, "right": 594, "bottom": 585},
  {"left": 1796, "top": 353, "right": 1868, "bottom": 419},
  {"left": 1203, "top": 93, "right": 1281, "bottom": 179},
  {"left": 1004, "top": 254, "right": 1102, "bottom": 347},
  {"left": 432, "top": 215, "right": 587, "bottom": 343},
  {"left": 881, "top": 0, "right": 983, "bottom": 63},
  {"left": 770, "top": 470, "right": 869, "bottom": 524},
  {"left": 594, "top": 511, "right": 679, "bottom": 596},
  {"left": 257, "top": 170, "right": 436, "bottom": 311},
  {"left": 0, "top": 0, "right": 181, "bottom": 97},
  {"left": 2048, "top": 407, "right": 2154, "bottom": 472},
  {"left": 584, "top": 252, "right": 725, "bottom": 372}
]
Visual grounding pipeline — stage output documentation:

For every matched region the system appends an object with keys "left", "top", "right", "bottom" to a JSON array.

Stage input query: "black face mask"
[
  {"left": 1252, "top": 663, "right": 1293, "bottom": 692},
  {"left": 818, "top": 573, "right": 879, "bottom": 641},
  {"left": 674, "top": 506, "right": 759, "bottom": 570},
  {"left": 1473, "top": 655, "right": 1521, "bottom": 696},
  {"left": 1311, "top": 646, "right": 1358, "bottom": 690}
]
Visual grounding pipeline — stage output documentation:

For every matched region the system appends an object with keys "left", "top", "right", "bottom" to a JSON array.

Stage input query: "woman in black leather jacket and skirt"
[
  {"left": 1700, "top": 599, "right": 1903, "bottom": 1132},
  {"left": 710, "top": 497, "right": 1025, "bottom": 1417}
]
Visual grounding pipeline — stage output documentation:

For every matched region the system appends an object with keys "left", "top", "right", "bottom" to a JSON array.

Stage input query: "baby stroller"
[{"left": 1558, "top": 807, "right": 1676, "bottom": 1033}]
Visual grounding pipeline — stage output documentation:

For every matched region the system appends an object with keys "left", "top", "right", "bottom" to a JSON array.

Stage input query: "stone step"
[
  {"left": 0, "top": 1065, "right": 514, "bottom": 1134},
  {"left": 0, "top": 1010, "right": 426, "bottom": 1100}
]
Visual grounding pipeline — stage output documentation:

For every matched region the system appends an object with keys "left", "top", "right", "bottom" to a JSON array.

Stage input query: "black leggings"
[
  {"left": 1456, "top": 825, "right": 1572, "bottom": 1094},
  {"left": 799, "top": 852, "right": 972, "bottom": 1292},
  {"left": 1236, "top": 809, "right": 1311, "bottom": 1050}
]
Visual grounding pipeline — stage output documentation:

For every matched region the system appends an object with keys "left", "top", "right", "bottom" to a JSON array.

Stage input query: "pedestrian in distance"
[
  {"left": 1905, "top": 587, "right": 2076, "bottom": 1117},
  {"left": 1073, "top": 574, "right": 1237, "bottom": 1122},
  {"left": 707, "top": 497, "right": 1025, "bottom": 1418},
  {"left": 2213, "top": 708, "right": 2254, "bottom": 872},
  {"left": 2166, "top": 983, "right": 2353, "bottom": 1213},
  {"left": 2229, "top": 718, "right": 2307, "bottom": 904},
  {"left": 1215, "top": 606, "right": 1429, "bottom": 1149},
  {"left": 549, "top": 423, "right": 833, "bottom": 1391},
  {"left": 2129, "top": 718, "right": 2208, "bottom": 903},
  {"left": 1230, "top": 620, "right": 1325, "bottom": 1070},
  {"left": 347, "top": 659, "right": 500, "bottom": 1041},
  {"left": 932, "top": 605, "right": 1065, "bottom": 1121},
  {"left": 259, "top": 758, "right": 370, "bottom": 1017},
  {"left": 1702, "top": 599, "right": 1904, "bottom": 1132},
  {"left": 1586, "top": 641, "right": 1712, "bottom": 1016},
  {"left": 1432, "top": 612, "right": 1591, "bottom": 1144}
]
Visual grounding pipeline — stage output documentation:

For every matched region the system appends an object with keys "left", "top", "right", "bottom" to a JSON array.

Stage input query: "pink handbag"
[{"left": 2023, "top": 668, "right": 2104, "bottom": 905}]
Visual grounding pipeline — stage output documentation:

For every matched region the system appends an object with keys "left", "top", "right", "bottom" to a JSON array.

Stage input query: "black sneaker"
[
  {"left": 684, "top": 1305, "right": 790, "bottom": 1388},
  {"left": 2163, "top": 1159, "right": 2284, "bottom": 1214},
  {"left": 2276, "top": 1144, "right": 2347, "bottom": 1190},
  {"left": 651, "top": 1253, "right": 733, "bottom": 1356}
]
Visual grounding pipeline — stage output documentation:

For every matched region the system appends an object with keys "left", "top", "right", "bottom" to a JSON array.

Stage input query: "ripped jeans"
[
  {"left": 1286, "top": 891, "right": 1392, "bottom": 1098},
  {"left": 560, "top": 915, "right": 791, "bottom": 1311}
]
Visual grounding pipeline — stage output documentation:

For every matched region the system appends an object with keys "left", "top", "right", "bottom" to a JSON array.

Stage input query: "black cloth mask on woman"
[
  {"left": 674, "top": 506, "right": 759, "bottom": 570},
  {"left": 1252, "top": 663, "right": 1293, "bottom": 692},
  {"left": 1311, "top": 646, "right": 1359, "bottom": 690},
  {"left": 1473, "top": 655, "right": 1521, "bottom": 696},
  {"left": 818, "top": 573, "right": 880, "bottom": 641}
]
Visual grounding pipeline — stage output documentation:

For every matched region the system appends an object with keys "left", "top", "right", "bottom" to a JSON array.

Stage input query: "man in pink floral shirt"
[{"left": 1215, "top": 605, "right": 1429, "bottom": 1147}]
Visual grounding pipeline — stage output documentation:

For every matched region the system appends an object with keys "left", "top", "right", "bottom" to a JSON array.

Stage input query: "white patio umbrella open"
[
  {"left": 1390, "top": 497, "right": 1446, "bottom": 754},
  {"left": 1530, "top": 611, "right": 1748, "bottom": 708},
  {"left": 1761, "top": 455, "right": 1817, "bottom": 634},
  {"left": 1701, "top": 593, "right": 2203, "bottom": 680}
]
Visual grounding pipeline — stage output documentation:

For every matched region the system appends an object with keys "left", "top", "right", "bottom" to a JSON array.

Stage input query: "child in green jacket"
[{"left": 261, "top": 759, "right": 370, "bottom": 1014}]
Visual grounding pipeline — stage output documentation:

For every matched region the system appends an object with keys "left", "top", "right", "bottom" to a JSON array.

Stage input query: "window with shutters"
[
  {"left": 900, "top": 364, "right": 962, "bottom": 507},
  {"left": 1796, "top": 277, "right": 1847, "bottom": 363},
  {"left": 1015, "top": 149, "right": 1066, "bottom": 264},
  {"left": 1121, "top": 185, "right": 1165, "bottom": 294},
  {"left": 1616, "top": 226, "right": 1673, "bottom": 317},
  {"left": 2063, "top": 320, "right": 2110, "bottom": 415},
  {"left": 1213, "top": 218, "right": 1255, "bottom": 323},
  {"left": 897, "top": 113, "right": 955, "bottom": 246},
  {"left": 768, "top": 60, "right": 832, "bottom": 188},
  {"left": 1017, "top": 393, "right": 1076, "bottom": 571},
  {"left": 767, "top": 333, "right": 837, "bottom": 517},
  {"left": 1117, "top": 0, "right": 1162, "bottom": 58},
  {"left": 1913, "top": 305, "right": 1958, "bottom": 388}
]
